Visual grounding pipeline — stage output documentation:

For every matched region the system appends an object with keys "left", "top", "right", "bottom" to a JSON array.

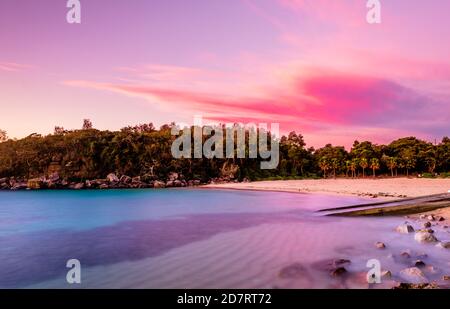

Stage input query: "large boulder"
[
  {"left": 70, "top": 182, "right": 85, "bottom": 190},
  {"left": 153, "top": 180, "right": 166, "bottom": 188},
  {"left": 106, "top": 173, "right": 119, "bottom": 183},
  {"left": 168, "top": 172, "right": 179, "bottom": 181},
  {"left": 119, "top": 175, "right": 132, "bottom": 184},
  {"left": 27, "top": 178, "right": 42, "bottom": 190},
  {"left": 11, "top": 182, "right": 28, "bottom": 190},
  {"left": 436, "top": 241, "right": 450, "bottom": 249},
  {"left": 399, "top": 267, "right": 428, "bottom": 284},
  {"left": 414, "top": 231, "right": 438, "bottom": 243},
  {"left": 396, "top": 224, "right": 415, "bottom": 234}
]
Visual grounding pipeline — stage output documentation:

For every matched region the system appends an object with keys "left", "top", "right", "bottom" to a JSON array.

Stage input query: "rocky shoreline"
[{"left": 0, "top": 172, "right": 241, "bottom": 191}]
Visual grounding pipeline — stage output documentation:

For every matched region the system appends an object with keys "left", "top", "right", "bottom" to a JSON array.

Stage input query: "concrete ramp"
[{"left": 318, "top": 193, "right": 450, "bottom": 217}]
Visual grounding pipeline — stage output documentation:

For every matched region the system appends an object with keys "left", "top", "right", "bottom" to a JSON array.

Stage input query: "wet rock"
[
  {"left": 11, "top": 182, "right": 28, "bottom": 190},
  {"left": 399, "top": 267, "right": 429, "bottom": 284},
  {"left": 311, "top": 258, "right": 351, "bottom": 277},
  {"left": 436, "top": 241, "right": 450, "bottom": 249},
  {"left": 381, "top": 270, "right": 392, "bottom": 279},
  {"left": 173, "top": 180, "right": 183, "bottom": 187},
  {"left": 400, "top": 251, "right": 411, "bottom": 259},
  {"left": 168, "top": 172, "right": 179, "bottom": 181},
  {"left": 396, "top": 224, "right": 415, "bottom": 234},
  {"left": 436, "top": 216, "right": 445, "bottom": 222},
  {"left": 423, "top": 265, "right": 438, "bottom": 274},
  {"left": 119, "top": 175, "right": 132, "bottom": 184},
  {"left": 423, "top": 222, "right": 432, "bottom": 228},
  {"left": 393, "top": 283, "right": 438, "bottom": 289},
  {"left": 414, "top": 260, "right": 426, "bottom": 268},
  {"left": 330, "top": 267, "right": 347, "bottom": 277},
  {"left": 70, "top": 182, "right": 84, "bottom": 190},
  {"left": 153, "top": 180, "right": 166, "bottom": 188},
  {"left": 427, "top": 215, "right": 436, "bottom": 221},
  {"left": 442, "top": 275, "right": 450, "bottom": 281},
  {"left": 27, "top": 178, "right": 42, "bottom": 189},
  {"left": 419, "top": 215, "right": 427, "bottom": 220},
  {"left": 106, "top": 173, "right": 119, "bottom": 183},
  {"left": 415, "top": 231, "right": 438, "bottom": 243},
  {"left": 278, "top": 263, "right": 308, "bottom": 279},
  {"left": 375, "top": 242, "right": 386, "bottom": 249}
]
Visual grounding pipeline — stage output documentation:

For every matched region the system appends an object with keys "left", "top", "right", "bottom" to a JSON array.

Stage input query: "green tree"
[
  {"left": 0, "top": 129, "right": 7, "bottom": 143},
  {"left": 370, "top": 158, "right": 380, "bottom": 178},
  {"left": 359, "top": 158, "right": 368, "bottom": 178},
  {"left": 382, "top": 155, "right": 397, "bottom": 177},
  {"left": 319, "top": 157, "right": 330, "bottom": 178}
]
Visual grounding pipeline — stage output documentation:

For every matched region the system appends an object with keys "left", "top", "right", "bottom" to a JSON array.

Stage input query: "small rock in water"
[
  {"left": 396, "top": 224, "right": 415, "bottom": 234},
  {"left": 399, "top": 267, "right": 429, "bottom": 284},
  {"left": 424, "top": 265, "right": 438, "bottom": 274},
  {"left": 420, "top": 215, "right": 427, "bottom": 220},
  {"left": 415, "top": 231, "right": 438, "bottom": 243},
  {"left": 443, "top": 275, "right": 450, "bottom": 281},
  {"left": 311, "top": 258, "right": 351, "bottom": 277},
  {"left": 423, "top": 222, "right": 432, "bottom": 228},
  {"left": 278, "top": 263, "right": 308, "bottom": 279},
  {"left": 400, "top": 251, "right": 411, "bottom": 259},
  {"left": 381, "top": 270, "right": 392, "bottom": 279},
  {"left": 436, "top": 241, "right": 450, "bottom": 249},
  {"left": 414, "top": 260, "right": 426, "bottom": 268},
  {"left": 375, "top": 242, "right": 386, "bottom": 249},
  {"left": 330, "top": 267, "right": 347, "bottom": 277},
  {"left": 427, "top": 215, "right": 436, "bottom": 221},
  {"left": 436, "top": 216, "right": 445, "bottom": 222}
]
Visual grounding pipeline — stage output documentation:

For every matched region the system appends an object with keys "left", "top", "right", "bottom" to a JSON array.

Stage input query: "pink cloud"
[
  {"left": 64, "top": 68, "right": 445, "bottom": 148},
  {"left": 0, "top": 62, "right": 33, "bottom": 72}
]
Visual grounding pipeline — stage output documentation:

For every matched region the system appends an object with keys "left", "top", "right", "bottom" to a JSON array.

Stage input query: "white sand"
[{"left": 204, "top": 178, "right": 450, "bottom": 198}]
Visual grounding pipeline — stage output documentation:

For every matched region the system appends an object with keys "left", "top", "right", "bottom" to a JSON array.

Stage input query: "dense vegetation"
[{"left": 0, "top": 121, "right": 449, "bottom": 184}]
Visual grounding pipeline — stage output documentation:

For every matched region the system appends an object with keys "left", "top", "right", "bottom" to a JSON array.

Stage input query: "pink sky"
[{"left": 1, "top": 0, "right": 449, "bottom": 148}]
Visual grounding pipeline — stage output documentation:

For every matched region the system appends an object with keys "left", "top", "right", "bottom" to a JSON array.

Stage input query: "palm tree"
[
  {"left": 350, "top": 158, "right": 358, "bottom": 178},
  {"left": 345, "top": 160, "right": 351, "bottom": 177},
  {"left": 319, "top": 157, "right": 330, "bottom": 179},
  {"left": 359, "top": 158, "right": 368, "bottom": 178},
  {"left": 330, "top": 158, "right": 339, "bottom": 179},
  {"left": 370, "top": 158, "right": 380, "bottom": 178},
  {"left": 382, "top": 155, "right": 397, "bottom": 177}
]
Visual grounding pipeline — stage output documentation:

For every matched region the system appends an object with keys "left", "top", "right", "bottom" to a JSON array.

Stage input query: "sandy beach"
[{"left": 205, "top": 178, "right": 450, "bottom": 199}]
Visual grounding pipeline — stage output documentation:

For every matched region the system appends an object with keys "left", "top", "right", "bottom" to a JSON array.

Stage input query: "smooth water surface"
[{"left": 0, "top": 189, "right": 448, "bottom": 288}]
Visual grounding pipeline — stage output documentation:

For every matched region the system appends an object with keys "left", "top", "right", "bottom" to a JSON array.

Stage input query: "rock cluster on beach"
[
  {"left": 0, "top": 172, "right": 213, "bottom": 191},
  {"left": 275, "top": 213, "right": 450, "bottom": 289}
]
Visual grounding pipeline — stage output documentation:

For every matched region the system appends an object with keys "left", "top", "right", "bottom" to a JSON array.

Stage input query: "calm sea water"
[{"left": 0, "top": 189, "right": 448, "bottom": 288}]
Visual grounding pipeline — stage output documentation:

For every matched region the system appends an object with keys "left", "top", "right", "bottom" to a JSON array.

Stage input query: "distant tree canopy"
[
  {"left": 0, "top": 123, "right": 448, "bottom": 181},
  {"left": 0, "top": 129, "right": 7, "bottom": 143}
]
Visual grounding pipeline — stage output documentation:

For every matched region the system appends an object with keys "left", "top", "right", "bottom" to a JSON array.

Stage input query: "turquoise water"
[{"left": 0, "top": 189, "right": 448, "bottom": 288}]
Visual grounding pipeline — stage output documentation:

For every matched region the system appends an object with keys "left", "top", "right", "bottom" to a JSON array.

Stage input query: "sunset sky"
[{"left": 1, "top": 0, "right": 449, "bottom": 148}]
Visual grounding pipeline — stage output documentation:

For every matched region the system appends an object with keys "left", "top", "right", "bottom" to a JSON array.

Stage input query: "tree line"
[{"left": 0, "top": 120, "right": 449, "bottom": 182}]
